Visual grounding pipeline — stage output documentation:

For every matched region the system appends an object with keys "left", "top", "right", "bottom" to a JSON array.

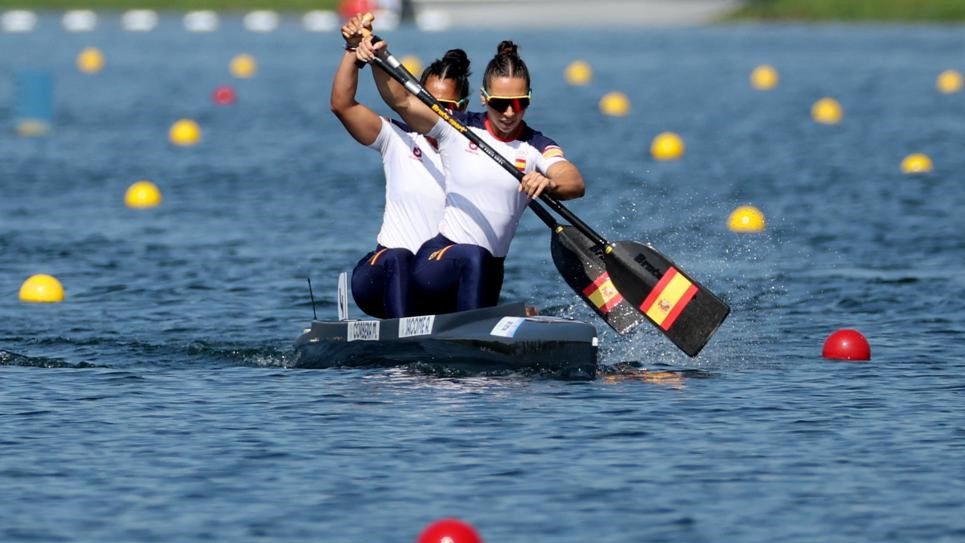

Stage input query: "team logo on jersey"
[
  {"left": 542, "top": 145, "right": 565, "bottom": 159},
  {"left": 412, "top": 145, "right": 423, "bottom": 159},
  {"left": 514, "top": 156, "right": 527, "bottom": 172}
]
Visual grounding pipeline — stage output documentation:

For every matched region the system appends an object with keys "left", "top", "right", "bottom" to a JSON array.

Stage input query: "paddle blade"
[
  {"left": 550, "top": 226, "right": 645, "bottom": 335},
  {"left": 605, "top": 241, "right": 730, "bottom": 356}
]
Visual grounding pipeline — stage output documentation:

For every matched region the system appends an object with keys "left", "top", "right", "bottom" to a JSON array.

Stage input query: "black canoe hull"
[{"left": 293, "top": 303, "right": 598, "bottom": 379}]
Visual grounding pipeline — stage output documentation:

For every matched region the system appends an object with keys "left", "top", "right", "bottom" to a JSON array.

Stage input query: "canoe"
[{"left": 293, "top": 302, "right": 599, "bottom": 379}]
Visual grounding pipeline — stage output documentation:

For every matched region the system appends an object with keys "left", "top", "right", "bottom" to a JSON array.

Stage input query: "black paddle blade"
[
  {"left": 604, "top": 241, "right": 730, "bottom": 357},
  {"left": 550, "top": 226, "right": 645, "bottom": 335}
]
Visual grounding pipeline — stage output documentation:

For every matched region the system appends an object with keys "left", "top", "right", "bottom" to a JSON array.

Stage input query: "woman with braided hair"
[{"left": 332, "top": 14, "right": 471, "bottom": 317}]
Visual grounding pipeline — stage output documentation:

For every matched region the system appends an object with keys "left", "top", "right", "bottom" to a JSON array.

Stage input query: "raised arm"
[
  {"left": 356, "top": 36, "right": 439, "bottom": 135},
  {"left": 330, "top": 45, "right": 382, "bottom": 146}
]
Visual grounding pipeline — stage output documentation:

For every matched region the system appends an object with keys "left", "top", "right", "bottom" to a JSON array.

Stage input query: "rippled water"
[{"left": 3, "top": 18, "right": 965, "bottom": 542}]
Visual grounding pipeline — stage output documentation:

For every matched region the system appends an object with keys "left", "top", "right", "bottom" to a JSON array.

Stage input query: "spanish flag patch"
[
  {"left": 582, "top": 272, "right": 622, "bottom": 314},
  {"left": 542, "top": 145, "right": 564, "bottom": 159},
  {"left": 639, "top": 267, "right": 698, "bottom": 330},
  {"left": 514, "top": 157, "right": 527, "bottom": 171}
]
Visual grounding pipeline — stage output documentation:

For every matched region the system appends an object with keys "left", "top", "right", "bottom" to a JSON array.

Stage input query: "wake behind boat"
[{"left": 293, "top": 302, "right": 599, "bottom": 379}]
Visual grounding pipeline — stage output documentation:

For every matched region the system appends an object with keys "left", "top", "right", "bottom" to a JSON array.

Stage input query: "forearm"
[
  {"left": 372, "top": 65, "right": 412, "bottom": 112},
  {"left": 330, "top": 51, "right": 361, "bottom": 115},
  {"left": 547, "top": 162, "right": 586, "bottom": 200}
]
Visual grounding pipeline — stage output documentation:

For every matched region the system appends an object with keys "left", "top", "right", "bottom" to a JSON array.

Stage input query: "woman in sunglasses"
[
  {"left": 357, "top": 38, "right": 586, "bottom": 312},
  {"left": 332, "top": 14, "right": 471, "bottom": 318}
]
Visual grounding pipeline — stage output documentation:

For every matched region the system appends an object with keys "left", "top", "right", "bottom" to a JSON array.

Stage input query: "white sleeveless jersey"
[
  {"left": 427, "top": 111, "right": 567, "bottom": 258},
  {"left": 367, "top": 117, "right": 447, "bottom": 253}
]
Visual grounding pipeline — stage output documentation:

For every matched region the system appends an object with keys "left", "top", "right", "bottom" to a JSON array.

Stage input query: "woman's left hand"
[{"left": 519, "top": 171, "right": 554, "bottom": 199}]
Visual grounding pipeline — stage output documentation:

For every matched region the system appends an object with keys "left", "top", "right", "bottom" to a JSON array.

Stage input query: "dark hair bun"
[
  {"left": 496, "top": 40, "right": 518, "bottom": 57},
  {"left": 442, "top": 48, "right": 470, "bottom": 75}
]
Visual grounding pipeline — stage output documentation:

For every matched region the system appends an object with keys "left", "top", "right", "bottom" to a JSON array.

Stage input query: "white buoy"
[
  {"left": 122, "top": 10, "right": 158, "bottom": 32},
  {"left": 243, "top": 10, "right": 279, "bottom": 32},
  {"left": 302, "top": 10, "right": 338, "bottom": 32},
  {"left": 184, "top": 11, "right": 218, "bottom": 32},
  {"left": 63, "top": 10, "right": 97, "bottom": 32},
  {"left": 2, "top": 10, "right": 37, "bottom": 32}
]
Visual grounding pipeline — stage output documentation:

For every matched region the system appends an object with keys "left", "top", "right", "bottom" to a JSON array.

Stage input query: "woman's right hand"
[{"left": 341, "top": 13, "right": 373, "bottom": 50}]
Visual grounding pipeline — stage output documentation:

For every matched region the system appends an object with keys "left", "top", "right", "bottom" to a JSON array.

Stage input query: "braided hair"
[
  {"left": 420, "top": 48, "right": 472, "bottom": 101},
  {"left": 482, "top": 40, "right": 530, "bottom": 91}
]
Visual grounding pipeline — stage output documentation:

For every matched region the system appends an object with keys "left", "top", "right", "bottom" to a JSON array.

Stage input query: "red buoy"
[
  {"left": 213, "top": 85, "right": 236, "bottom": 105},
  {"left": 822, "top": 329, "right": 871, "bottom": 361},
  {"left": 417, "top": 518, "right": 483, "bottom": 543}
]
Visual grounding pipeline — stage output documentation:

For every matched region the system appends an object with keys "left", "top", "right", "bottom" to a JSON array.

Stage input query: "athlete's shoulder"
[{"left": 519, "top": 124, "right": 565, "bottom": 159}]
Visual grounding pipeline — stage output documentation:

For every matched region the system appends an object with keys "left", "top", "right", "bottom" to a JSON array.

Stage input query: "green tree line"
[{"left": 730, "top": 0, "right": 965, "bottom": 21}]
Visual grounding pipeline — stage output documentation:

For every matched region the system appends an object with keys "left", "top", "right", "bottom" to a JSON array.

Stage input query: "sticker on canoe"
[
  {"left": 398, "top": 315, "right": 435, "bottom": 338},
  {"left": 490, "top": 317, "right": 524, "bottom": 338},
  {"left": 347, "top": 320, "right": 380, "bottom": 342}
]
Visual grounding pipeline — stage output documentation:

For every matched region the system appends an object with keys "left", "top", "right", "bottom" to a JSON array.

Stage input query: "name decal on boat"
[
  {"left": 398, "top": 315, "right": 435, "bottom": 338},
  {"left": 347, "top": 320, "right": 380, "bottom": 342},
  {"left": 490, "top": 317, "right": 524, "bottom": 338}
]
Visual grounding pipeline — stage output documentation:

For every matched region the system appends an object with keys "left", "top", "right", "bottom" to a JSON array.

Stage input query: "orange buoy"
[{"left": 822, "top": 329, "right": 871, "bottom": 361}]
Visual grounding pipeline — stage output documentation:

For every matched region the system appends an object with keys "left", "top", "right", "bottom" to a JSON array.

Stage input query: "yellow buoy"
[
  {"left": 564, "top": 60, "right": 592, "bottom": 86},
  {"left": 599, "top": 92, "right": 630, "bottom": 117},
  {"left": 727, "top": 205, "right": 766, "bottom": 233},
  {"left": 811, "top": 97, "right": 843, "bottom": 125},
  {"left": 650, "top": 132, "right": 685, "bottom": 161},
  {"left": 19, "top": 274, "right": 65, "bottom": 303},
  {"left": 125, "top": 180, "right": 163, "bottom": 208},
  {"left": 401, "top": 55, "right": 423, "bottom": 78},
  {"left": 900, "top": 153, "right": 933, "bottom": 174},
  {"left": 76, "top": 46, "right": 104, "bottom": 74},
  {"left": 230, "top": 53, "right": 257, "bottom": 78},
  {"left": 169, "top": 119, "right": 201, "bottom": 146},
  {"left": 17, "top": 120, "right": 50, "bottom": 138},
  {"left": 936, "top": 69, "right": 963, "bottom": 94},
  {"left": 750, "top": 64, "right": 779, "bottom": 91}
]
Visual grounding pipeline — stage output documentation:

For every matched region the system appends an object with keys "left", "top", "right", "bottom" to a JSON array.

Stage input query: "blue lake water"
[{"left": 3, "top": 17, "right": 965, "bottom": 542}]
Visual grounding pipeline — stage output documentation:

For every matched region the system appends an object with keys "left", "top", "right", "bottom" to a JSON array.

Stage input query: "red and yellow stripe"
[
  {"left": 639, "top": 267, "right": 698, "bottom": 330},
  {"left": 582, "top": 272, "right": 622, "bottom": 314},
  {"left": 427, "top": 245, "right": 455, "bottom": 261},
  {"left": 514, "top": 157, "right": 527, "bottom": 171},
  {"left": 368, "top": 248, "right": 389, "bottom": 265},
  {"left": 542, "top": 146, "right": 564, "bottom": 159}
]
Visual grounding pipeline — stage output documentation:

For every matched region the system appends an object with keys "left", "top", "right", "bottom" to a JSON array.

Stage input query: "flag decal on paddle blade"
[
  {"left": 582, "top": 272, "right": 622, "bottom": 314},
  {"left": 639, "top": 267, "right": 698, "bottom": 330}
]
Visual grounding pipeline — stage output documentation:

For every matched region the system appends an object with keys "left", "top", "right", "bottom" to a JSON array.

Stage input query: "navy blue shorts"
[
  {"left": 351, "top": 245, "right": 414, "bottom": 319},
  {"left": 411, "top": 234, "right": 505, "bottom": 314}
]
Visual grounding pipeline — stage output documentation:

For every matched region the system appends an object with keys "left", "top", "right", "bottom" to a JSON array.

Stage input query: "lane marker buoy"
[
  {"left": 19, "top": 274, "right": 65, "bottom": 303},
  {"left": 823, "top": 329, "right": 871, "bottom": 361}
]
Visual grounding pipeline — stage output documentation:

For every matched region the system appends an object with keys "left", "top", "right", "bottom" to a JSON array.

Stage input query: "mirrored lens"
[{"left": 487, "top": 96, "right": 530, "bottom": 112}]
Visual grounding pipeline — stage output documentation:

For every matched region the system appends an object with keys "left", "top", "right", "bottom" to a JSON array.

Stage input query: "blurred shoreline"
[{"left": 3, "top": 0, "right": 965, "bottom": 27}]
